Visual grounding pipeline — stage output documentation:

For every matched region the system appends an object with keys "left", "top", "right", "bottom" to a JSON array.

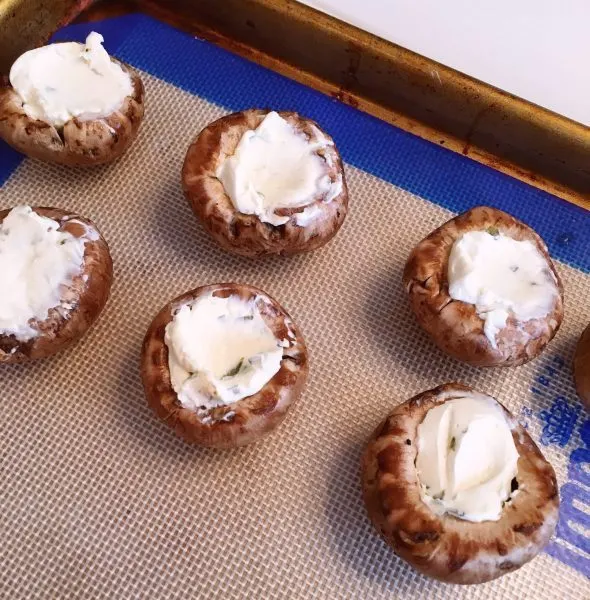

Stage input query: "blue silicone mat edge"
[{"left": 1, "top": 13, "right": 588, "bottom": 276}]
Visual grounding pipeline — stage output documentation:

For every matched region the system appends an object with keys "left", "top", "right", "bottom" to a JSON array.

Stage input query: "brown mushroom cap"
[
  {"left": 574, "top": 324, "right": 590, "bottom": 411},
  {"left": 141, "top": 283, "right": 308, "bottom": 448},
  {"left": 0, "top": 207, "right": 113, "bottom": 363},
  {"left": 403, "top": 206, "right": 564, "bottom": 367},
  {"left": 0, "top": 57, "right": 144, "bottom": 166},
  {"left": 182, "top": 109, "right": 348, "bottom": 257},
  {"left": 361, "top": 383, "right": 559, "bottom": 585}
]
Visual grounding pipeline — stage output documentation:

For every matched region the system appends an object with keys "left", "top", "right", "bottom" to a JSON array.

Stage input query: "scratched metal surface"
[{"left": 0, "top": 15, "right": 588, "bottom": 600}]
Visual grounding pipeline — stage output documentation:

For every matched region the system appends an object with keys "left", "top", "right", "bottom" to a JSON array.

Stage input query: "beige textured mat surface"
[{"left": 1, "top": 72, "right": 589, "bottom": 599}]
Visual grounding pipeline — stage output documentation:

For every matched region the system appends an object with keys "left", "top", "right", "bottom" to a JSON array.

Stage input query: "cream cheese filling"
[
  {"left": 448, "top": 229, "right": 559, "bottom": 348},
  {"left": 415, "top": 393, "right": 519, "bottom": 522},
  {"left": 10, "top": 32, "right": 133, "bottom": 127},
  {"left": 0, "top": 206, "right": 88, "bottom": 342},
  {"left": 216, "top": 111, "right": 340, "bottom": 226},
  {"left": 165, "top": 294, "right": 285, "bottom": 414}
]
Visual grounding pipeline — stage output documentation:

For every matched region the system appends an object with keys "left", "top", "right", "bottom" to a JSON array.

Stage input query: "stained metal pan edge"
[
  {"left": 140, "top": 0, "right": 590, "bottom": 209},
  {"left": 1, "top": 0, "right": 589, "bottom": 209}
]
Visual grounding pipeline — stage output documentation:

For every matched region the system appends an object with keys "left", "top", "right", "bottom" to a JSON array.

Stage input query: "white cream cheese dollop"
[
  {"left": 165, "top": 294, "right": 285, "bottom": 413},
  {"left": 216, "top": 111, "right": 339, "bottom": 226},
  {"left": 416, "top": 393, "right": 519, "bottom": 522},
  {"left": 10, "top": 32, "right": 133, "bottom": 127},
  {"left": 0, "top": 206, "right": 88, "bottom": 342},
  {"left": 448, "top": 230, "right": 559, "bottom": 348}
]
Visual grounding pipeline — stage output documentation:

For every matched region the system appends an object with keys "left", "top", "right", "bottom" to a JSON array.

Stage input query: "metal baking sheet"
[
  {"left": 300, "top": 0, "right": 590, "bottom": 127},
  {"left": 136, "top": 0, "right": 590, "bottom": 208},
  {"left": 1, "top": 14, "right": 589, "bottom": 600},
  {"left": 2, "top": 0, "right": 589, "bottom": 207}
]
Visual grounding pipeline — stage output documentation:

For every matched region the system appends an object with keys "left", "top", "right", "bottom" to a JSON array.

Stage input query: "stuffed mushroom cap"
[
  {"left": 574, "top": 323, "right": 590, "bottom": 411},
  {"left": 361, "top": 383, "right": 559, "bottom": 584},
  {"left": 0, "top": 33, "right": 145, "bottom": 166},
  {"left": 182, "top": 109, "right": 348, "bottom": 257},
  {"left": 141, "top": 283, "right": 308, "bottom": 448},
  {"left": 403, "top": 206, "right": 563, "bottom": 367},
  {"left": 0, "top": 206, "right": 113, "bottom": 363}
]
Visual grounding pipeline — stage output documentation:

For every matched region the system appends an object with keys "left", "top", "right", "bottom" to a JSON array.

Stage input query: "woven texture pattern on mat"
[{"left": 1, "top": 51, "right": 589, "bottom": 600}]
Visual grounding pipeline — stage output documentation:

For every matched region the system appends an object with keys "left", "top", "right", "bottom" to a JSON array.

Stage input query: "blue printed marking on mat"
[
  {"left": 1, "top": 12, "right": 589, "bottom": 275},
  {"left": 521, "top": 355, "right": 590, "bottom": 577},
  {"left": 545, "top": 415, "right": 590, "bottom": 576}
]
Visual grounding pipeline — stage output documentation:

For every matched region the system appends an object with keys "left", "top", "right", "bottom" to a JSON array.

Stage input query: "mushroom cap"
[
  {"left": 182, "top": 109, "right": 348, "bottom": 257},
  {"left": 0, "top": 59, "right": 144, "bottom": 166},
  {"left": 141, "top": 283, "right": 308, "bottom": 448},
  {"left": 403, "top": 206, "right": 564, "bottom": 367},
  {"left": 0, "top": 207, "right": 113, "bottom": 363},
  {"left": 361, "top": 383, "right": 559, "bottom": 585},
  {"left": 574, "top": 323, "right": 590, "bottom": 411}
]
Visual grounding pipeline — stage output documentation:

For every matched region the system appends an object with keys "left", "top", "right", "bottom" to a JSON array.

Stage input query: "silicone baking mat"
[{"left": 1, "top": 14, "right": 588, "bottom": 600}]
